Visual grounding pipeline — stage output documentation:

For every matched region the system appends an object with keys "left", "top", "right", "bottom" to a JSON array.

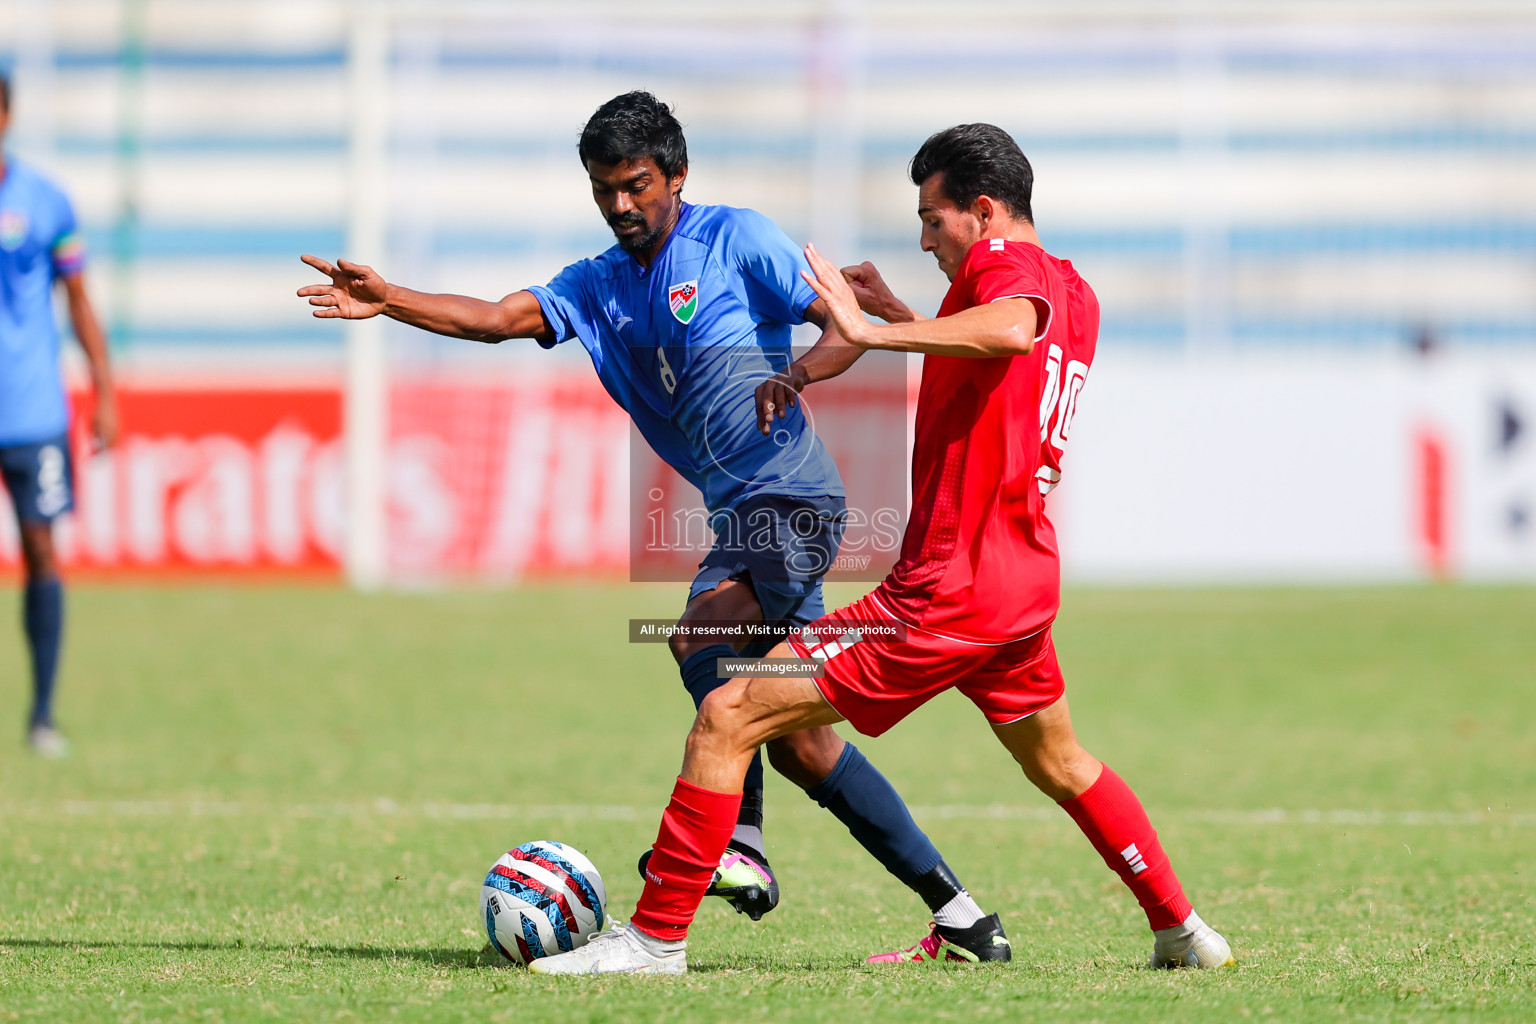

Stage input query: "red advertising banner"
[{"left": 0, "top": 388, "right": 345, "bottom": 575}]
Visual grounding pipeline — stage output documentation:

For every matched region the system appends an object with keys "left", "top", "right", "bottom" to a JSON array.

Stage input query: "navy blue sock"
[
  {"left": 679, "top": 644, "right": 765, "bottom": 834},
  {"left": 23, "top": 576, "right": 64, "bottom": 729},
  {"left": 806, "top": 742, "right": 945, "bottom": 887},
  {"left": 678, "top": 643, "right": 737, "bottom": 708}
]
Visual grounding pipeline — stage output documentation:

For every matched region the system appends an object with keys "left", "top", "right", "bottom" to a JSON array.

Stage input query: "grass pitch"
[{"left": 0, "top": 582, "right": 1532, "bottom": 1023}]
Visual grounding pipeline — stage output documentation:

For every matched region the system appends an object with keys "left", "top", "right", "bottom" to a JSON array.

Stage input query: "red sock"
[
  {"left": 630, "top": 777, "right": 742, "bottom": 942},
  {"left": 1058, "top": 765, "right": 1193, "bottom": 931}
]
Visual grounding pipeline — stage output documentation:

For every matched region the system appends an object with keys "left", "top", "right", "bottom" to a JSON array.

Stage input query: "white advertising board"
[{"left": 1055, "top": 352, "right": 1536, "bottom": 582}]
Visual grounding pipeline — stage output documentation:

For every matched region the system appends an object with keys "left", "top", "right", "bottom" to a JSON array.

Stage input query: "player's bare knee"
[
  {"left": 683, "top": 715, "right": 728, "bottom": 767},
  {"left": 19, "top": 524, "right": 58, "bottom": 580},
  {"left": 668, "top": 625, "right": 746, "bottom": 664},
  {"left": 692, "top": 687, "right": 735, "bottom": 737},
  {"left": 667, "top": 629, "right": 695, "bottom": 664},
  {"left": 669, "top": 621, "right": 725, "bottom": 664},
  {"left": 692, "top": 683, "right": 755, "bottom": 758}
]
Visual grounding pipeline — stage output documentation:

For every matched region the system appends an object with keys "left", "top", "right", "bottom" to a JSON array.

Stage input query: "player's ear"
[
  {"left": 671, "top": 165, "right": 688, "bottom": 197},
  {"left": 973, "top": 195, "right": 998, "bottom": 231}
]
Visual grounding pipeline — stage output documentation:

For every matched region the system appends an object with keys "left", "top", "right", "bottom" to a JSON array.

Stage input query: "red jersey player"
[{"left": 530, "top": 124, "right": 1237, "bottom": 976}]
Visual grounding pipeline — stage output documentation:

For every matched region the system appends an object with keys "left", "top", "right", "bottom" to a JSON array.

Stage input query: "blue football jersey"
[
  {"left": 529, "top": 202, "right": 845, "bottom": 515},
  {"left": 0, "top": 158, "right": 87, "bottom": 446}
]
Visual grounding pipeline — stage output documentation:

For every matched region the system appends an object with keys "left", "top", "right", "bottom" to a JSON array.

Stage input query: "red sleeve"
[{"left": 961, "top": 242, "right": 1052, "bottom": 340}]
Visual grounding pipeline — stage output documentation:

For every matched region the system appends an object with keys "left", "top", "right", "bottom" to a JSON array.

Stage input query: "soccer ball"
[{"left": 480, "top": 840, "right": 608, "bottom": 966}]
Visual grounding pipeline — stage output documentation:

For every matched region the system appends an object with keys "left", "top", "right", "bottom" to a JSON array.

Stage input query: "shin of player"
[
  {"left": 630, "top": 672, "right": 842, "bottom": 942},
  {"left": 529, "top": 671, "right": 841, "bottom": 974}
]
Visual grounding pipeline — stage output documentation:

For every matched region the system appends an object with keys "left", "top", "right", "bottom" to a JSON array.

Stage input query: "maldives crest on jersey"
[
  {"left": 0, "top": 210, "right": 28, "bottom": 251},
  {"left": 668, "top": 280, "right": 699, "bottom": 325}
]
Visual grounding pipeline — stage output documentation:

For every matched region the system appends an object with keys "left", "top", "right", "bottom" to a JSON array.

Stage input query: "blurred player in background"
[
  {"left": 0, "top": 71, "right": 119, "bottom": 757},
  {"left": 530, "top": 124, "right": 1237, "bottom": 975},
  {"left": 299, "top": 92, "right": 1009, "bottom": 955}
]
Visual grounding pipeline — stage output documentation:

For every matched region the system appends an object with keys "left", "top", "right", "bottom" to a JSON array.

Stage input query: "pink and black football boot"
[
  {"left": 867, "top": 914, "right": 1012, "bottom": 964},
  {"left": 637, "top": 839, "right": 780, "bottom": 921}
]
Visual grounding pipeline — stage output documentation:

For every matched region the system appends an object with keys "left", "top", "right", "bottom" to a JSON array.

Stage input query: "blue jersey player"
[
  {"left": 299, "top": 92, "right": 1008, "bottom": 959},
  {"left": 0, "top": 72, "right": 119, "bottom": 758}
]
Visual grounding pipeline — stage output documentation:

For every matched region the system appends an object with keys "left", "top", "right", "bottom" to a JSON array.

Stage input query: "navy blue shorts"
[
  {"left": 688, "top": 494, "right": 847, "bottom": 629},
  {"left": 0, "top": 434, "right": 75, "bottom": 525}
]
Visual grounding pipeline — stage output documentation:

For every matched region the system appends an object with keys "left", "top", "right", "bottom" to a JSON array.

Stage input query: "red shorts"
[{"left": 787, "top": 590, "right": 1065, "bottom": 737}]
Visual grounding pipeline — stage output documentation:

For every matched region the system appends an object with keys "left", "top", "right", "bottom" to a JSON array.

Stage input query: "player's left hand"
[
  {"left": 755, "top": 367, "right": 808, "bottom": 435},
  {"left": 92, "top": 392, "right": 120, "bottom": 452},
  {"left": 801, "top": 244, "right": 873, "bottom": 347}
]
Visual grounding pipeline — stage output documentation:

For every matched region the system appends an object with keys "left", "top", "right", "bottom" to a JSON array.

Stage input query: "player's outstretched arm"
[
  {"left": 297, "top": 254, "right": 553, "bottom": 343},
  {"left": 801, "top": 243, "right": 1034, "bottom": 358}
]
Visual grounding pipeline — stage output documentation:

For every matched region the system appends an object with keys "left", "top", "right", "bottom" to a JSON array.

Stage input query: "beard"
[{"left": 609, "top": 213, "right": 667, "bottom": 254}]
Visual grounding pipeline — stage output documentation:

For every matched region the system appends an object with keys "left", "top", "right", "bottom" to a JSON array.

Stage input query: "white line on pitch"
[{"left": 1, "top": 801, "right": 1531, "bottom": 827}]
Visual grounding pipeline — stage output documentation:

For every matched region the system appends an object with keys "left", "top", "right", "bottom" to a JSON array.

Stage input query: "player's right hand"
[
  {"left": 755, "top": 366, "right": 807, "bottom": 436},
  {"left": 842, "top": 261, "right": 911, "bottom": 324},
  {"left": 298, "top": 254, "right": 389, "bottom": 319}
]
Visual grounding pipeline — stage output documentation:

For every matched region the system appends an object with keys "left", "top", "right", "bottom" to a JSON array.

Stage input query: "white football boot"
[
  {"left": 1149, "top": 911, "right": 1237, "bottom": 969},
  {"left": 27, "top": 724, "right": 71, "bottom": 759},
  {"left": 526, "top": 922, "right": 686, "bottom": 976}
]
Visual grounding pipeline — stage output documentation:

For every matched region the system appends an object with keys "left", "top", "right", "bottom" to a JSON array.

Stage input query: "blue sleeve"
[
  {"left": 724, "top": 208, "right": 819, "bottom": 326},
  {"left": 528, "top": 260, "right": 599, "bottom": 352}
]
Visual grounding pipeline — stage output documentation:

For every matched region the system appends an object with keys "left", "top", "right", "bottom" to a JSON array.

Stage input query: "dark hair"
[
  {"left": 0, "top": 70, "right": 10, "bottom": 114},
  {"left": 578, "top": 91, "right": 688, "bottom": 178},
  {"left": 909, "top": 123, "right": 1033, "bottom": 223}
]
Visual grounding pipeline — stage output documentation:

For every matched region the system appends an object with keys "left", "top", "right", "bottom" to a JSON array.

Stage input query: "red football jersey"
[{"left": 876, "top": 237, "right": 1099, "bottom": 643}]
